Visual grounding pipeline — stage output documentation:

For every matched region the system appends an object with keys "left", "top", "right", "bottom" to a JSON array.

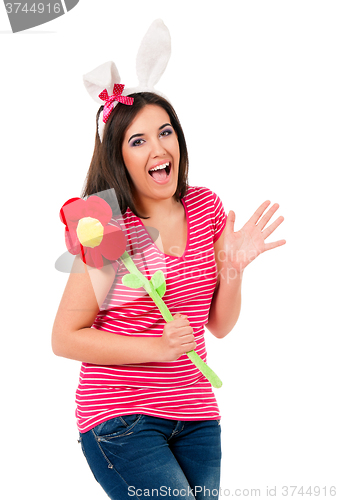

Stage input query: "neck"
[{"left": 136, "top": 195, "right": 181, "bottom": 221}]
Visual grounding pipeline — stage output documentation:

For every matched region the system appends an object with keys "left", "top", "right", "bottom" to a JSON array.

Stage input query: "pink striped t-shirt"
[{"left": 75, "top": 186, "right": 227, "bottom": 433}]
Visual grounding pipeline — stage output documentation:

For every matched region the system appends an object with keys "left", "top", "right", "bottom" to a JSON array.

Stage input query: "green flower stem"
[{"left": 120, "top": 251, "right": 222, "bottom": 389}]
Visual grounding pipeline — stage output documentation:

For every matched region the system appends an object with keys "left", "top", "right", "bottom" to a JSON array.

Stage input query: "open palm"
[{"left": 224, "top": 200, "right": 286, "bottom": 272}]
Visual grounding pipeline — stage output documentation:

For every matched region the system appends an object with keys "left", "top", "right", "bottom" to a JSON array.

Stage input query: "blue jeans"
[{"left": 79, "top": 414, "right": 222, "bottom": 499}]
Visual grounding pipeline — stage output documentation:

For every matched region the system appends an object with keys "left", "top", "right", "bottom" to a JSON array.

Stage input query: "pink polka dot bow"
[{"left": 98, "top": 84, "right": 134, "bottom": 123}]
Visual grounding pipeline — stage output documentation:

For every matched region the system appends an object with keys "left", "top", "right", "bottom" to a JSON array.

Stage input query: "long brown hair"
[{"left": 82, "top": 92, "right": 189, "bottom": 219}]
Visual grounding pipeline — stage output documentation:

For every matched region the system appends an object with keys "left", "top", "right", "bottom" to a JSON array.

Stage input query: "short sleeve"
[{"left": 211, "top": 191, "right": 227, "bottom": 243}]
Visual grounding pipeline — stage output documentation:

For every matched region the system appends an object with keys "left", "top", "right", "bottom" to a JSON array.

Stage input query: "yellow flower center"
[{"left": 76, "top": 217, "right": 104, "bottom": 248}]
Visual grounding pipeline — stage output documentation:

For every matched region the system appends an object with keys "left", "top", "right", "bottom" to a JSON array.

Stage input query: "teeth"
[{"left": 149, "top": 162, "right": 169, "bottom": 172}]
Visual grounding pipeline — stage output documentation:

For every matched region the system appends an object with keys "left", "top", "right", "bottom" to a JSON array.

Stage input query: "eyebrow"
[{"left": 128, "top": 123, "right": 172, "bottom": 143}]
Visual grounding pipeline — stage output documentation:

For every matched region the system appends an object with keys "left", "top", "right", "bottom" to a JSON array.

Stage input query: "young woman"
[{"left": 52, "top": 92, "right": 285, "bottom": 499}]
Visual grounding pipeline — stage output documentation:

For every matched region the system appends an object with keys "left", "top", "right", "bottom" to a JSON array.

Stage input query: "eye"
[
  {"left": 160, "top": 128, "right": 173, "bottom": 138},
  {"left": 131, "top": 138, "right": 145, "bottom": 147}
]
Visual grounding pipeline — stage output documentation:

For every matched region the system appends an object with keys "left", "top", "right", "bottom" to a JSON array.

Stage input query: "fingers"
[
  {"left": 228, "top": 202, "right": 284, "bottom": 232},
  {"left": 225, "top": 210, "right": 236, "bottom": 233},
  {"left": 171, "top": 313, "right": 196, "bottom": 344},
  {"left": 161, "top": 314, "right": 196, "bottom": 361},
  {"left": 257, "top": 203, "right": 280, "bottom": 230},
  {"left": 264, "top": 239, "right": 286, "bottom": 251},
  {"left": 247, "top": 200, "right": 271, "bottom": 226},
  {"left": 173, "top": 314, "right": 188, "bottom": 319},
  {"left": 246, "top": 201, "right": 284, "bottom": 237},
  {"left": 261, "top": 214, "right": 284, "bottom": 240},
  {"left": 172, "top": 313, "right": 190, "bottom": 328}
]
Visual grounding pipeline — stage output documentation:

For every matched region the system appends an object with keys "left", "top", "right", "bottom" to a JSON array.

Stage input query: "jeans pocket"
[{"left": 93, "top": 414, "right": 144, "bottom": 442}]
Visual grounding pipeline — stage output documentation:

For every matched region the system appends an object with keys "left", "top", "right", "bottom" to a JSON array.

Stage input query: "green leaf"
[
  {"left": 156, "top": 281, "right": 166, "bottom": 298},
  {"left": 122, "top": 273, "right": 143, "bottom": 289},
  {"left": 150, "top": 270, "right": 166, "bottom": 298},
  {"left": 150, "top": 270, "right": 165, "bottom": 288}
]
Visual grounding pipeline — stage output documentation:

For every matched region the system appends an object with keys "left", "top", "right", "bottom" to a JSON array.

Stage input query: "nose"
[{"left": 150, "top": 137, "right": 167, "bottom": 158}]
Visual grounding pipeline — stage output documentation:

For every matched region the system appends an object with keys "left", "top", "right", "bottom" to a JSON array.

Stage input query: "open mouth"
[{"left": 148, "top": 162, "right": 172, "bottom": 182}]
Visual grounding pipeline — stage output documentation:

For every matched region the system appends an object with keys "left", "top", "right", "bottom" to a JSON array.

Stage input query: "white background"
[{"left": 1, "top": 0, "right": 337, "bottom": 498}]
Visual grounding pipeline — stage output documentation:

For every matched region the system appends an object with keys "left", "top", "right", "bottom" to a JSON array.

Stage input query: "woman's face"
[{"left": 122, "top": 104, "right": 180, "bottom": 211}]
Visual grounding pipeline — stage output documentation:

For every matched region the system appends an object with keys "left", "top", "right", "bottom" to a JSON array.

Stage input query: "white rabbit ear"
[
  {"left": 135, "top": 19, "right": 171, "bottom": 89},
  {"left": 83, "top": 61, "right": 121, "bottom": 104}
]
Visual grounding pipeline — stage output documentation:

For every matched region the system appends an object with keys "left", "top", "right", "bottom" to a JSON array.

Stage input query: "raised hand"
[{"left": 223, "top": 201, "right": 286, "bottom": 273}]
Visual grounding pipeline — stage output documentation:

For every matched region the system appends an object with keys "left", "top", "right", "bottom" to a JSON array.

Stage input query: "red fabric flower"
[{"left": 60, "top": 196, "right": 127, "bottom": 269}]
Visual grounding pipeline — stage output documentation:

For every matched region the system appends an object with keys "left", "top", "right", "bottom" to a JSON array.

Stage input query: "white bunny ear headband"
[{"left": 83, "top": 19, "right": 171, "bottom": 141}]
